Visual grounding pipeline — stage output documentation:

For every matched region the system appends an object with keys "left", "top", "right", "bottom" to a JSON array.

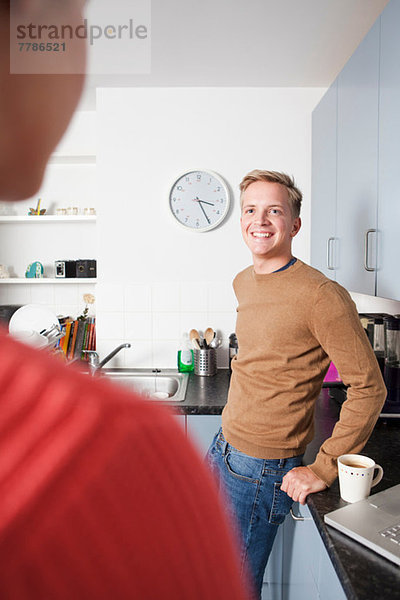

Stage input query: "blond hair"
[{"left": 239, "top": 170, "right": 302, "bottom": 218}]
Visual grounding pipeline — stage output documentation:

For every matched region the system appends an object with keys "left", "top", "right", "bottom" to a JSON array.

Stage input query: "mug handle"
[{"left": 371, "top": 464, "right": 384, "bottom": 488}]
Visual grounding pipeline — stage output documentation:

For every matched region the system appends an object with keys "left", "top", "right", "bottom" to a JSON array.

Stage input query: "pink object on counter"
[{"left": 324, "top": 362, "right": 342, "bottom": 382}]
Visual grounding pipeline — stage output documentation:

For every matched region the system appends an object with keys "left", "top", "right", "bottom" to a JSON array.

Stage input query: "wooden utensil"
[
  {"left": 189, "top": 328, "right": 201, "bottom": 350},
  {"left": 204, "top": 327, "right": 215, "bottom": 348}
]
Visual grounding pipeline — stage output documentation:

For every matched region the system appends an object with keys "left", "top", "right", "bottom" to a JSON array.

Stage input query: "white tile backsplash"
[
  {"left": 208, "top": 311, "right": 237, "bottom": 341},
  {"left": 97, "top": 311, "right": 124, "bottom": 340},
  {"left": 153, "top": 340, "right": 179, "bottom": 369},
  {"left": 152, "top": 311, "right": 180, "bottom": 340},
  {"left": 125, "top": 312, "right": 152, "bottom": 340},
  {"left": 54, "top": 284, "right": 79, "bottom": 306},
  {"left": 152, "top": 282, "right": 180, "bottom": 312},
  {"left": 31, "top": 285, "right": 55, "bottom": 305},
  {"left": 180, "top": 283, "right": 208, "bottom": 312},
  {"left": 124, "top": 283, "right": 152, "bottom": 311},
  {"left": 179, "top": 312, "right": 208, "bottom": 338},
  {"left": 91, "top": 281, "right": 239, "bottom": 367},
  {"left": 6, "top": 284, "right": 31, "bottom": 305},
  {"left": 125, "top": 340, "right": 153, "bottom": 368},
  {"left": 96, "top": 339, "right": 129, "bottom": 368},
  {"left": 96, "top": 282, "right": 124, "bottom": 311},
  {"left": 208, "top": 281, "right": 237, "bottom": 312}
]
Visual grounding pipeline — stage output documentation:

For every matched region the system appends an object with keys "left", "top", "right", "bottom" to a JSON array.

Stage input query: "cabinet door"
[
  {"left": 186, "top": 415, "right": 221, "bottom": 457},
  {"left": 311, "top": 81, "right": 338, "bottom": 279},
  {"left": 336, "top": 20, "right": 380, "bottom": 295},
  {"left": 377, "top": 1, "right": 400, "bottom": 301},
  {"left": 282, "top": 504, "right": 346, "bottom": 600}
]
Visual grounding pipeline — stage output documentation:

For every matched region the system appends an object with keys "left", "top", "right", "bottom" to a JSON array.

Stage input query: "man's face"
[{"left": 240, "top": 181, "right": 301, "bottom": 264}]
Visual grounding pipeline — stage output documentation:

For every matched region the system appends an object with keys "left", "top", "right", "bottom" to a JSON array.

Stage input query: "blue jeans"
[{"left": 206, "top": 428, "right": 303, "bottom": 599}]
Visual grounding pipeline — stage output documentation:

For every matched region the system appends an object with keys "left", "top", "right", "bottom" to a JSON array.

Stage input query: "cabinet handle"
[
  {"left": 290, "top": 507, "right": 312, "bottom": 521},
  {"left": 364, "top": 229, "right": 377, "bottom": 272},
  {"left": 326, "top": 237, "right": 336, "bottom": 270}
]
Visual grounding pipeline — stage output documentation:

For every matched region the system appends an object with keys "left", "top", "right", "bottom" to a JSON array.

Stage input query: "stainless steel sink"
[{"left": 101, "top": 369, "right": 189, "bottom": 402}]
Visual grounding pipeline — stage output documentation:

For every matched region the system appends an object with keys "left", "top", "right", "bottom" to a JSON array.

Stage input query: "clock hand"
[
  {"left": 198, "top": 200, "right": 215, "bottom": 207},
  {"left": 198, "top": 200, "right": 210, "bottom": 224}
]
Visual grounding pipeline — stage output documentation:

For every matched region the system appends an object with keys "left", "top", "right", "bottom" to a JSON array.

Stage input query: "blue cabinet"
[
  {"left": 312, "top": 0, "right": 400, "bottom": 301},
  {"left": 336, "top": 19, "right": 380, "bottom": 295},
  {"left": 186, "top": 414, "right": 221, "bottom": 457},
  {"left": 311, "top": 81, "right": 338, "bottom": 279},
  {"left": 282, "top": 504, "right": 346, "bottom": 600},
  {"left": 378, "top": 0, "right": 400, "bottom": 300}
]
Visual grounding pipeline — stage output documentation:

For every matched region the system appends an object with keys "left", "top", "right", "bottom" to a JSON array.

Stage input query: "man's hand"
[{"left": 281, "top": 466, "right": 327, "bottom": 505}]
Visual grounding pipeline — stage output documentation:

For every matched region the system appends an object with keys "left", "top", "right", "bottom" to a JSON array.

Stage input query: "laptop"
[{"left": 324, "top": 483, "right": 400, "bottom": 566}]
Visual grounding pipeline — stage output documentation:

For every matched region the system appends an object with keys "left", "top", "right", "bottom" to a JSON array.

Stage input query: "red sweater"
[{"left": 0, "top": 332, "right": 250, "bottom": 600}]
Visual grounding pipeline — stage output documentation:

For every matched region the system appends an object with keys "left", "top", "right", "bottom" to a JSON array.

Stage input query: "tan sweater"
[{"left": 222, "top": 259, "right": 386, "bottom": 486}]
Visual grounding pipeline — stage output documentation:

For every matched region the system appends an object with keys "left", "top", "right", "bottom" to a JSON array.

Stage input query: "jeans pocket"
[
  {"left": 223, "top": 450, "right": 260, "bottom": 484},
  {"left": 268, "top": 482, "right": 293, "bottom": 524}
]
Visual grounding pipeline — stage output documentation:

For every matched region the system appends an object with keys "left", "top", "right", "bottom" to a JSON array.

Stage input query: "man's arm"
[{"left": 283, "top": 281, "right": 386, "bottom": 503}]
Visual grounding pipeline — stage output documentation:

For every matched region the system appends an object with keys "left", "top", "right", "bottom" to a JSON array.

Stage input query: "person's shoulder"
[
  {"left": 293, "top": 262, "right": 354, "bottom": 304},
  {"left": 233, "top": 265, "right": 253, "bottom": 287},
  {"left": 292, "top": 260, "right": 334, "bottom": 292}
]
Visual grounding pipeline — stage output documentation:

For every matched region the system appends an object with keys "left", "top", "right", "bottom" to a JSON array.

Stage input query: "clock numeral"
[
  {"left": 177, "top": 185, "right": 183, "bottom": 191},
  {"left": 196, "top": 174, "right": 201, "bottom": 181},
  {"left": 216, "top": 210, "right": 220, "bottom": 215},
  {"left": 216, "top": 186, "right": 221, "bottom": 191}
]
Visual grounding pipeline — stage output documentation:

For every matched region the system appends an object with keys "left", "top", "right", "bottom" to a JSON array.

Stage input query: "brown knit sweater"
[{"left": 222, "top": 259, "right": 386, "bottom": 486}]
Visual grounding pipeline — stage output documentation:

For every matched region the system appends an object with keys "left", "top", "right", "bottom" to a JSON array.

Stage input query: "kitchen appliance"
[
  {"left": 359, "top": 313, "right": 390, "bottom": 376},
  {"left": 381, "top": 316, "right": 400, "bottom": 417}
]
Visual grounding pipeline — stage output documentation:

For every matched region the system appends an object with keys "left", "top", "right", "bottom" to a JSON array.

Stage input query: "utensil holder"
[{"left": 194, "top": 348, "right": 217, "bottom": 377}]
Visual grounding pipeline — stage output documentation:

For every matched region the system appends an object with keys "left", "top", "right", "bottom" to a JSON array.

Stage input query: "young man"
[
  {"left": 207, "top": 170, "right": 386, "bottom": 598},
  {"left": 0, "top": 3, "right": 250, "bottom": 599}
]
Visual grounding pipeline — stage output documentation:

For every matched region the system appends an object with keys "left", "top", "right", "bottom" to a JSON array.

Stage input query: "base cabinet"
[
  {"left": 281, "top": 504, "right": 346, "bottom": 600},
  {"left": 186, "top": 414, "right": 222, "bottom": 457},
  {"left": 184, "top": 416, "right": 346, "bottom": 599}
]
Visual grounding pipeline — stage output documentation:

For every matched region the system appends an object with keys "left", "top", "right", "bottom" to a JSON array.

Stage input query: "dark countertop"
[
  {"left": 304, "top": 389, "right": 400, "bottom": 600},
  {"left": 172, "top": 369, "right": 231, "bottom": 415},
  {"left": 175, "top": 370, "right": 400, "bottom": 599}
]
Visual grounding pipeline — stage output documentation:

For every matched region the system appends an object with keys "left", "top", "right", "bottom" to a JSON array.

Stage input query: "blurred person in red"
[{"left": 0, "top": 2, "right": 251, "bottom": 598}]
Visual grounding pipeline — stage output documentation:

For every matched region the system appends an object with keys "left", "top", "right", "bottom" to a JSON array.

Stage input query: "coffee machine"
[{"left": 381, "top": 315, "right": 400, "bottom": 417}]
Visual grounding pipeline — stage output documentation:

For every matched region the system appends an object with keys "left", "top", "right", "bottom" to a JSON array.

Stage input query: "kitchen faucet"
[{"left": 84, "top": 343, "right": 131, "bottom": 374}]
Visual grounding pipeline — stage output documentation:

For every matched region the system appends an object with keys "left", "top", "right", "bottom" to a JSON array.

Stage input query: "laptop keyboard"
[{"left": 380, "top": 523, "right": 400, "bottom": 544}]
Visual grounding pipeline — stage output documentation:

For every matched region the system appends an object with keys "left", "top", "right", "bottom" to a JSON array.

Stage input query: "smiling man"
[{"left": 207, "top": 169, "right": 386, "bottom": 599}]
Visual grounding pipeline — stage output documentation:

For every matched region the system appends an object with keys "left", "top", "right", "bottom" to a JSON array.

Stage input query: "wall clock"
[{"left": 169, "top": 170, "right": 230, "bottom": 232}]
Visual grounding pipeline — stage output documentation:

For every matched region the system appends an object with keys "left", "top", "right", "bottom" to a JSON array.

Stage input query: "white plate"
[
  {"left": 9, "top": 304, "right": 59, "bottom": 336},
  {"left": 11, "top": 330, "right": 49, "bottom": 349}
]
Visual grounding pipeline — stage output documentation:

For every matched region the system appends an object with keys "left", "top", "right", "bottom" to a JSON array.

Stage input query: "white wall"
[
  {"left": 0, "top": 111, "right": 97, "bottom": 320},
  {"left": 96, "top": 87, "right": 324, "bottom": 368}
]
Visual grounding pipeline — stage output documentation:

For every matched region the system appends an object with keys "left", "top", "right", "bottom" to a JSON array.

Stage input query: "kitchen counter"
[{"left": 173, "top": 370, "right": 400, "bottom": 599}]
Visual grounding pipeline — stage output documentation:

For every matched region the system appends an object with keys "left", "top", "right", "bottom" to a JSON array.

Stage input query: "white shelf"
[
  {"left": 0, "top": 215, "right": 96, "bottom": 223},
  {"left": 0, "top": 278, "right": 97, "bottom": 284}
]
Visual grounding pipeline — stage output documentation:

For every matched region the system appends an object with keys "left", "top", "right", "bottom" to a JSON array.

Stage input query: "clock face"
[{"left": 169, "top": 170, "right": 230, "bottom": 231}]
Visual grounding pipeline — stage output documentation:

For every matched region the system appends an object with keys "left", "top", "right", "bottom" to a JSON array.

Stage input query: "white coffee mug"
[{"left": 338, "top": 454, "right": 383, "bottom": 503}]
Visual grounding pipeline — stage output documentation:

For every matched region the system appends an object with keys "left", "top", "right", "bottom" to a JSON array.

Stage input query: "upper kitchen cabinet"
[
  {"left": 336, "top": 20, "right": 380, "bottom": 296},
  {"left": 377, "top": 0, "right": 400, "bottom": 300},
  {"left": 312, "top": 0, "right": 400, "bottom": 301},
  {"left": 311, "top": 81, "right": 338, "bottom": 279}
]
